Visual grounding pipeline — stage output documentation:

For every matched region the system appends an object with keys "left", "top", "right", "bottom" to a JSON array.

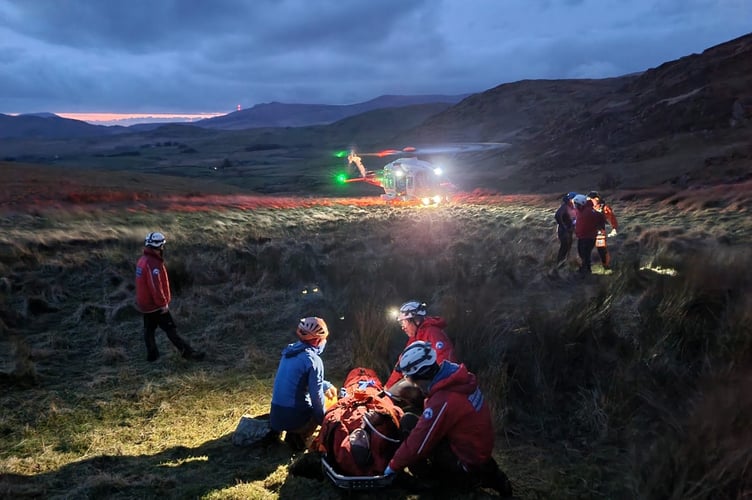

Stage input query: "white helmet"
[
  {"left": 398, "top": 341, "right": 437, "bottom": 378},
  {"left": 397, "top": 301, "right": 427, "bottom": 321},
  {"left": 572, "top": 194, "right": 588, "bottom": 207},
  {"left": 296, "top": 316, "right": 329, "bottom": 344},
  {"left": 145, "top": 232, "right": 166, "bottom": 248}
]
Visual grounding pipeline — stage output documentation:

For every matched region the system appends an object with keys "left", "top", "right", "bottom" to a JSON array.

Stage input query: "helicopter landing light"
[
  {"left": 421, "top": 195, "right": 443, "bottom": 206},
  {"left": 433, "top": 167, "right": 443, "bottom": 176}
]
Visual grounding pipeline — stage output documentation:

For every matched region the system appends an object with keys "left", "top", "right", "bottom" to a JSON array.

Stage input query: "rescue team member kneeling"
[
  {"left": 385, "top": 300, "right": 457, "bottom": 391},
  {"left": 269, "top": 317, "right": 337, "bottom": 452},
  {"left": 383, "top": 341, "right": 513, "bottom": 497}
]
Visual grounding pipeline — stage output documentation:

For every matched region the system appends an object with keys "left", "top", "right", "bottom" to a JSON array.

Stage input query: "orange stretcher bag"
[{"left": 315, "top": 367, "right": 404, "bottom": 477}]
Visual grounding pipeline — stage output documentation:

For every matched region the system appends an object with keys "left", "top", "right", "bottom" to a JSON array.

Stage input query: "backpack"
[{"left": 314, "top": 367, "right": 404, "bottom": 476}]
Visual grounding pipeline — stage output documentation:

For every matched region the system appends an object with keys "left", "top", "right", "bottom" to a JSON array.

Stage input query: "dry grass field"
[{"left": 1, "top": 163, "right": 751, "bottom": 499}]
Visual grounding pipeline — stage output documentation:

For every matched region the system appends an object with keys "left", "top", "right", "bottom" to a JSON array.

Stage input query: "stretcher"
[{"left": 321, "top": 455, "right": 395, "bottom": 490}]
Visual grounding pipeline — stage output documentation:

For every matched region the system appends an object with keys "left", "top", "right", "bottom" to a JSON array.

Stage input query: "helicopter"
[{"left": 334, "top": 147, "right": 457, "bottom": 205}]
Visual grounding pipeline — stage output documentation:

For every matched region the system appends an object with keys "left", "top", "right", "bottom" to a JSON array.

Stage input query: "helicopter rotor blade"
[{"left": 344, "top": 143, "right": 510, "bottom": 158}]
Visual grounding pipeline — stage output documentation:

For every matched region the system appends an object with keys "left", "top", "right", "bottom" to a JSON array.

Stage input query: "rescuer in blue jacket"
[{"left": 269, "top": 316, "right": 336, "bottom": 451}]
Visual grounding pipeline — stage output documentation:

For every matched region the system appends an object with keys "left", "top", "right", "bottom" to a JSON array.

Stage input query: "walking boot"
[
  {"left": 480, "top": 459, "right": 513, "bottom": 498},
  {"left": 182, "top": 349, "right": 205, "bottom": 361}
]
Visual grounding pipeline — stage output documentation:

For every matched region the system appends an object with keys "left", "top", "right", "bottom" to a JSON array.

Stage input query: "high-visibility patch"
[
  {"left": 152, "top": 269, "right": 160, "bottom": 276},
  {"left": 422, "top": 407, "right": 434, "bottom": 420}
]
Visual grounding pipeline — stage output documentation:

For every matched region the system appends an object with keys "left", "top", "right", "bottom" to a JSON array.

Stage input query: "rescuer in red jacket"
[
  {"left": 587, "top": 191, "right": 619, "bottom": 270},
  {"left": 135, "top": 232, "right": 204, "bottom": 362},
  {"left": 573, "top": 195, "right": 606, "bottom": 275},
  {"left": 384, "top": 300, "right": 457, "bottom": 390},
  {"left": 383, "top": 341, "right": 513, "bottom": 497}
]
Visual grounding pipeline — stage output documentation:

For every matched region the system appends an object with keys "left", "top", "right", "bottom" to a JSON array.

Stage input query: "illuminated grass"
[{"left": 1, "top": 180, "right": 751, "bottom": 498}]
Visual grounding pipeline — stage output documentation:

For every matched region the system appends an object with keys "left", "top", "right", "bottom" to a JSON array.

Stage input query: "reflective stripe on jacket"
[{"left": 388, "top": 362, "right": 494, "bottom": 471}]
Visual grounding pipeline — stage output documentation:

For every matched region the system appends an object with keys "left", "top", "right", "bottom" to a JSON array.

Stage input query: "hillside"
[{"left": 406, "top": 32, "right": 752, "bottom": 193}]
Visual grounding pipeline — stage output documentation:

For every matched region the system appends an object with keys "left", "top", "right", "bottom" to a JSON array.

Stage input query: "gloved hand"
[
  {"left": 324, "top": 385, "right": 337, "bottom": 400},
  {"left": 608, "top": 228, "right": 618, "bottom": 237},
  {"left": 159, "top": 305, "right": 169, "bottom": 313},
  {"left": 383, "top": 465, "right": 396, "bottom": 477},
  {"left": 377, "top": 389, "right": 394, "bottom": 399}
]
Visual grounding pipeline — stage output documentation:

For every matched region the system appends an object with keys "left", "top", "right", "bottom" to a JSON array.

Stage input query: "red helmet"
[{"left": 296, "top": 317, "right": 329, "bottom": 345}]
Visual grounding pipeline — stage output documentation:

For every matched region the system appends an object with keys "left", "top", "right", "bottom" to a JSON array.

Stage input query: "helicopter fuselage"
[{"left": 380, "top": 157, "right": 451, "bottom": 204}]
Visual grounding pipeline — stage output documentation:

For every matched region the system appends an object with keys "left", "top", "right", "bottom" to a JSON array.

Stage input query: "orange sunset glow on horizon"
[{"left": 54, "top": 112, "right": 225, "bottom": 125}]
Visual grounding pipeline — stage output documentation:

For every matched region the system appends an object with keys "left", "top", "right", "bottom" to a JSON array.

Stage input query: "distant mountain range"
[
  {"left": 0, "top": 113, "right": 125, "bottom": 139},
  {"left": 195, "top": 94, "right": 470, "bottom": 130},
  {"left": 0, "top": 94, "right": 470, "bottom": 139}
]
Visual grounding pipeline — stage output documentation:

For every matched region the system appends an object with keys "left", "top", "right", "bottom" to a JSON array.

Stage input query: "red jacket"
[
  {"left": 574, "top": 200, "right": 606, "bottom": 239},
  {"left": 388, "top": 362, "right": 495, "bottom": 471},
  {"left": 386, "top": 317, "right": 457, "bottom": 388},
  {"left": 599, "top": 204, "right": 618, "bottom": 230},
  {"left": 135, "top": 248, "right": 171, "bottom": 313}
]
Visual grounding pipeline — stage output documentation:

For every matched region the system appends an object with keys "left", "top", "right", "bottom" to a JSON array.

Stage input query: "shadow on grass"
[{"left": 0, "top": 433, "right": 294, "bottom": 499}]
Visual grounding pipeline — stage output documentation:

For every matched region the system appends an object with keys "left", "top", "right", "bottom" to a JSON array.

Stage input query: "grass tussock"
[{"left": 0, "top": 183, "right": 751, "bottom": 499}]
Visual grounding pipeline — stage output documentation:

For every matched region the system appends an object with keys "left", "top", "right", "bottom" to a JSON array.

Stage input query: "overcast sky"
[{"left": 1, "top": 0, "right": 750, "bottom": 116}]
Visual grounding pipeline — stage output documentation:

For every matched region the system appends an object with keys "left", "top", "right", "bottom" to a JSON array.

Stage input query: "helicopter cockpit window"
[
  {"left": 414, "top": 172, "right": 427, "bottom": 188},
  {"left": 395, "top": 175, "right": 407, "bottom": 195}
]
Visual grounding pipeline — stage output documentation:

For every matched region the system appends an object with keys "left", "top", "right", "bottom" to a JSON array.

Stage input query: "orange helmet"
[{"left": 296, "top": 316, "right": 329, "bottom": 346}]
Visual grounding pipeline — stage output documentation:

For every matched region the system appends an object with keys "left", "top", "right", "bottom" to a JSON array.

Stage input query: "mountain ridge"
[
  {"left": 0, "top": 94, "right": 471, "bottom": 139},
  {"left": 194, "top": 93, "right": 471, "bottom": 130}
]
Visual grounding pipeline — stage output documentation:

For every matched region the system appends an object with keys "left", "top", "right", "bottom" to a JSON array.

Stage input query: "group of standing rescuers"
[
  {"left": 555, "top": 191, "right": 619, "bottom": 274},
  {"left": 267, "top": 301, "right": 513, "bottom": 497},
  {"left": 134, "top": 233, "right": 511, "bottom": 494}
]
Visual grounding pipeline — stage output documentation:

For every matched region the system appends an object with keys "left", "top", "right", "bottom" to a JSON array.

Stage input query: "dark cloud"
[{"left": 0, "top": 0, "right": 748, "bottom": 114}]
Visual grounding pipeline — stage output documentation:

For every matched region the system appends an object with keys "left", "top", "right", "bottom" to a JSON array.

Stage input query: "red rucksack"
[{"left": 315, "top": 367, "right": 404, "bottom": 476}]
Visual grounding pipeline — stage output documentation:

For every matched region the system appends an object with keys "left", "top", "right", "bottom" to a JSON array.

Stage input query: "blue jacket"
[{"left": 270, "top": 340, "right": 333, "bottom": 432}]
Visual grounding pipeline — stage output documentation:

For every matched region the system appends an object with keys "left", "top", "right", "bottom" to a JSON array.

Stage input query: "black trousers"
[
  {"left": 577, "top": 238, "right": 596, "bottom": 274},
  {"left": 408, "top": 440, "right": 506, "bottom": 491},
  {"left": 143, "top": 310, "right": 193, "bottom": 359},
  {"left": 557, "top": 228, "right": 574, "bottom": 263}
]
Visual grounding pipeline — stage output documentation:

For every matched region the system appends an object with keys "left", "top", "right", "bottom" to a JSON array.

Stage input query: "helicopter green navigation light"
[
  {"left": 333, "top": 150, "right": 349, "bottom": 158},
  {"left": 335, "top": 173, "right": 348, "bottom": 184}
]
